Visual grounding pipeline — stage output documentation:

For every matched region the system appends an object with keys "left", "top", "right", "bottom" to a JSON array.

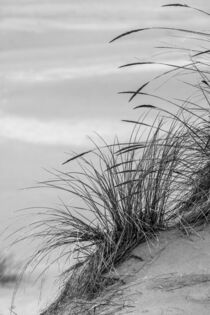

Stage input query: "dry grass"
[
  {"left": 111, "top": 2, "right": 210, "bottom": 232},
  {"left": 32, "top": 117, "right": 185, "bottom": 314}
]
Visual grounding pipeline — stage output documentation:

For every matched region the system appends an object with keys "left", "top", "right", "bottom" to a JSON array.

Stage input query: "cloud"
[
  {"left": 0, "top": 113, "right": 130, "bottom": 146},
  {"left": 3, "top": 61, "right": 188, "bottom": 85},
  {"left": 1, "top": 0, "right": 208, "bottom": 33},
  {"left": 0, "top": 18, "right": 139, "bottom": 32},
  {"left": 3, "top": 64, "right": 118, "bottom": 83}
]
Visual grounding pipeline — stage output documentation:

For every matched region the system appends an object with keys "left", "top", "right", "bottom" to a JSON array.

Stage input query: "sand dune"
[{"left": 103, "top": 226, "right": 210, "bottom": 314}]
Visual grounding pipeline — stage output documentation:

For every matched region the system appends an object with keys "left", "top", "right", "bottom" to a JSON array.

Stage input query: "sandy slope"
[
  {"left": 6, "top": 226, "right": 209, "bottom": 315},
  {"left": 106, "top": 226, "right": 210, "bottom": 314}
]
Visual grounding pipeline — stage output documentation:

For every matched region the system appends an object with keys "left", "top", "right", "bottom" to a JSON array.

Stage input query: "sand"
[
  {"left": 2, "top": 226, "right": 210, "bottom": 315},
  {"left": 104, "top": 226, "right": 210, "bottom": 314}
]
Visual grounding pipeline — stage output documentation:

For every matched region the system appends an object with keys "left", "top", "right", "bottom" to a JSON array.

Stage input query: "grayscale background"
[{"left": 0, "top": 1, "right": 208, "bottom": 314}]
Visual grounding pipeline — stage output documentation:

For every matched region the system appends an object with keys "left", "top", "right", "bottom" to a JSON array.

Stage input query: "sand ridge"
[{"left": 104, "top": 226, "right": 210, "bottom": 314}]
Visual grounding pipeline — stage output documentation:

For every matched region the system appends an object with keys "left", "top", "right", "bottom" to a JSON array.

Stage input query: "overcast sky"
[
  {"left": 0, "top": 0, "right": 209, "bottom": 257},
  {"left": 0, "top": 0, "right": 209, "bottom": 145}
]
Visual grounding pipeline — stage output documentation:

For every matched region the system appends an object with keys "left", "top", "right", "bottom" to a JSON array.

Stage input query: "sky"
[{"left": 0, "top": 0, "right": 209, "bottom": 255}]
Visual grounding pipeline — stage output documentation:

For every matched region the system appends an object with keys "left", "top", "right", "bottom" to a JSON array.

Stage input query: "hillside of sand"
[{"left": 96, "top": 226, "right": 210, "bottom": 315}]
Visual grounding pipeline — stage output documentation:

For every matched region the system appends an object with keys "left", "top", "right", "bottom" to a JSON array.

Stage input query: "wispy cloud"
[
  {"left": 0, "top": 113, "right": 130, "bottom": 146},
  {"left": 2, "top": 61, "right": 187, "bottom": 85},
  {"left": 0, "top": 18, "right": 140, "bottom": 32},
  {"left": 1, "top": 1, "right": 208, "bottom": 33},
  {"left": 3, "top": 64, "right": 118, "bottom": 83},
  {"left": 0, "top": 1, "right": 164, "bottom": 32}
]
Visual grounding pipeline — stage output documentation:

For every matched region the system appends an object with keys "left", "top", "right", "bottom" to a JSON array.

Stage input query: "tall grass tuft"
[
  {"left": 20, "top": 116, "right": 184, "bottom": 315},
  {"left": 111, "top": 2, "right": 210, "bottom": 232}
]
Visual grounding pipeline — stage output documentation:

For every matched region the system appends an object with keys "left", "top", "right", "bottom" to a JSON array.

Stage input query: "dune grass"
[
  {"left": 111, "top": 2, "right": 210, "bottom": 232},
  {"left": 30, "top": 117, "right": 186, "bottom": 314},
  {"left": 13, "top": 3, "right": 210, "bottom": 315}
]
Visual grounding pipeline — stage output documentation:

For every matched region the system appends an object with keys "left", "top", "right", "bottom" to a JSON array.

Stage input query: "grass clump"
[
  {"left": 24, "top": 116, "right": 184, "bottom": 315},
  {"left": 111, "top": 2, "right": 210, "bottom": 232}
]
